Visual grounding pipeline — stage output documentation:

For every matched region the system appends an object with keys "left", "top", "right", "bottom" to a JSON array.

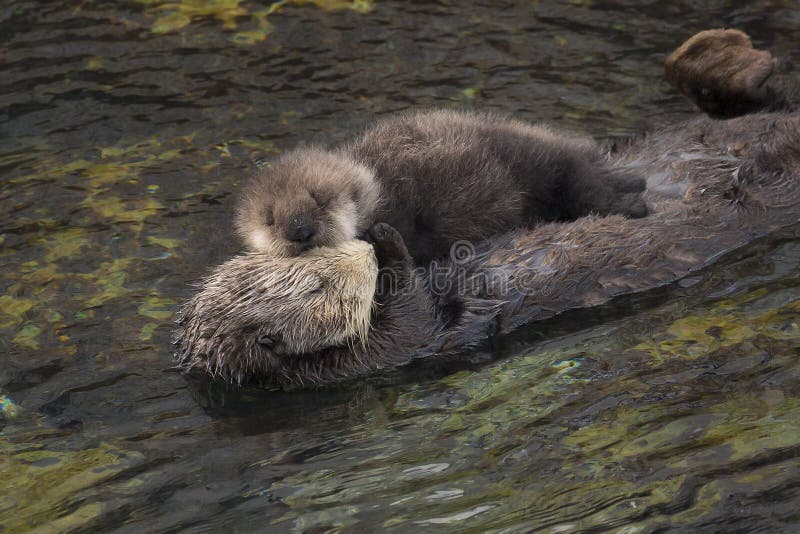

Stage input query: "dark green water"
[{"left": 2, "top": 1, "right": 800, "bottom": 531}]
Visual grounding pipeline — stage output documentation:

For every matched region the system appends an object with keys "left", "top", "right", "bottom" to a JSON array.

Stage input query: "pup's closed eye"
[{"left": 310, "top": 190, "right": 331, "bottom": 208}]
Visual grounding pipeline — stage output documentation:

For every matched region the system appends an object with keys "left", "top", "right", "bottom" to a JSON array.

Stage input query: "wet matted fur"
[
  {"left": 174, "top": 240, "right": 378, "bottom": 384},
  {"left": 176, "top": 30, "right": 800, "bottom": 388},
  {"left": 176, "top": 110, "right": 800, "bottom": 388},
  {"left": 665, "top": 28, "right": 796, "bottom": 118}
]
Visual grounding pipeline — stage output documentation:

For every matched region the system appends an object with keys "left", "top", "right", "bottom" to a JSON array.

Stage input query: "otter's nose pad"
[
  {"left": 286, "top": 218, "right": 315, "bottom": 243},
  {"left": 284, "top": 215, "right": 314, "bottom": 243}
]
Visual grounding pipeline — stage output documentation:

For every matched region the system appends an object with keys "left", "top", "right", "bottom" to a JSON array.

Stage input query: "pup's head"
[
  {"left": 235, "top": 147, "right": 380, "bottom": 256},
  {"left": 174, "top": 240, "right": 378, "bottom": 385}
]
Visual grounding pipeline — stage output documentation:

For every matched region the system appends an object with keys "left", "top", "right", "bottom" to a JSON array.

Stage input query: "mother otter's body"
[
  {"left": 177, "top": 108, "right": 800, "bottom": 388},
  {"left": 175, "top": 30, "right": 800, "bottom": 388}
]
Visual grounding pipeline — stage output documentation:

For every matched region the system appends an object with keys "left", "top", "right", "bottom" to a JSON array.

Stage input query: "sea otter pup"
[
  {"left": 236, "top": 110, "right": 648, "bottom": 263},
  {"left": 176, "top": 31, "right": 800, "bottom": 388}
]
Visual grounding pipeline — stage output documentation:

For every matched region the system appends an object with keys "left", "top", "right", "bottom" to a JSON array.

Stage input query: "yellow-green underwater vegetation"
[{"left": 2, "top": 0, "right": 800, "bottom": 531}]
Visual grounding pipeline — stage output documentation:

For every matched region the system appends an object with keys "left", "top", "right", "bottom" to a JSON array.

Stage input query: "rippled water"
[{"left": 3, "top": 1, "right": 800, "bottom": 531}]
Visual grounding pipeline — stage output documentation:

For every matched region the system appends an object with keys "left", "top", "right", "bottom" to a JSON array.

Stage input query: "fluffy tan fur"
[
  {"left": 235, "top": 147, "right": 380, "bottom": 257},
  {"left": 175, "top": 240, "right": 377, "bottom": 384}
]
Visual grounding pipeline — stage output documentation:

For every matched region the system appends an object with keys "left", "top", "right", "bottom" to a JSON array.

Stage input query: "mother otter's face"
[
  {"left": 235, "top": 147, "right": 380, "bottom": 257},
  {"left": 174, "top": 240, "right": 378, "bottom": 385}
]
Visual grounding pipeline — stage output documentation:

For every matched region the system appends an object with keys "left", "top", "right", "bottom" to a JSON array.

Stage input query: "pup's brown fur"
[
  {"left": 236, "top": 148, "right": 380, "bottom": 256},
  {"left": 236, "top": 110, "right": 648, "bottom": 264}
]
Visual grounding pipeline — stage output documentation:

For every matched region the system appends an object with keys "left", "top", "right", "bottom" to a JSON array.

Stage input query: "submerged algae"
[
  {"left": 0, "top": 131, "right": 238, "bottom": 353},
  {"left": 137, "top": 0, "right": 373, "bottom": 43},
  {"left": 253, "top": 247, "right": 800, "bottom": 530},
  {"left": 0, "top": 438, "right": 145, "bottom": 532}
]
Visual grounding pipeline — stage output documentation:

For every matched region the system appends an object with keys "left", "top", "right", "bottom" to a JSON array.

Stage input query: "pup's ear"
[{"left": 349, "top": 175, "right": 380, "bottom": 212}]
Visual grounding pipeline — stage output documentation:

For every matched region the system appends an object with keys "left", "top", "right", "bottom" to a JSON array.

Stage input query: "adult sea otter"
[{"left": 175, "top": 30, "right": 800, "bottom": 388}]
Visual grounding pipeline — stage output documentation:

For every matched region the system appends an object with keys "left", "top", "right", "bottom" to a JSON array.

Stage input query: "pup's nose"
[{"left": 286, "top": 222, "right": 315, "bottom": 243}]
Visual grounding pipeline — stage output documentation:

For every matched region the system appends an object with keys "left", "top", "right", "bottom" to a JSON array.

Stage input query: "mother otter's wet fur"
[
  {"left": 175, "top": 240, "right": 378, "bottom": 384},
  {"left": 177, "top": 109, "right": 800, "bottom": 388},
  {"left": 175, "top": 30, "right": 800, "bottom": 388},
  {"left": 665, "top": 29, "right": 796, "bottom": 118},
  {"left": 237, "top": 110, "right": 648, "bottom": 263}
]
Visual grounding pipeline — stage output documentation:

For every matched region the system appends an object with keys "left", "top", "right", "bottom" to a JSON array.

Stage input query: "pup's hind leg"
[{"left": 560, "top": 159, "right": 648, "bottom": 219}]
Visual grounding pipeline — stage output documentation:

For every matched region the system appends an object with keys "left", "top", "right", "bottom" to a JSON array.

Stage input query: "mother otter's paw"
[
  {"left": 366, "top": 222, "right": 412, "bottom": 272},
  {"left": 367, "top": 223, "right": 415, "bottom": 303},
  {"left": 665, "top": 29, "right": 778, "bottom": 118}
]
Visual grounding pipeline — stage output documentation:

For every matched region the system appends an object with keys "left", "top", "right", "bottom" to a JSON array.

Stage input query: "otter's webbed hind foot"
[
  {"left": 665, "top": 29, "right": 793, "bottom": 118},
  {"left": 614, "top": 192, "right": 649, "bottom": 219},
  {"left": 566, "top": 161, "right": 649, "bottom": 220},
  {"left": 606, "top": 170, "right": 648, "bottom": 218}
]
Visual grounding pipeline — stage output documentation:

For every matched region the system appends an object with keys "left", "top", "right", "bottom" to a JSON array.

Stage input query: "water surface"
[{"left": 2, "top": 1, "right": 800, "bottom": 531}]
